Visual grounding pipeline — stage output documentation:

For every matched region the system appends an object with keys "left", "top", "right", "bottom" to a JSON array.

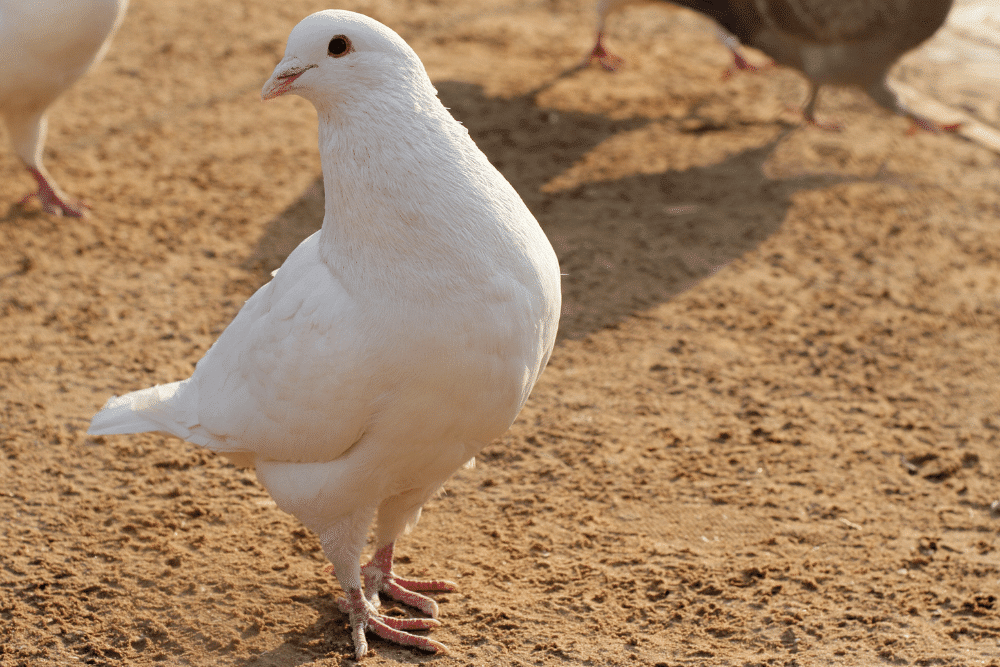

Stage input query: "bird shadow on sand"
[
  {"left": 243, "top": 77, "right": 859, "bottom": 342},
  {"left": 232, "top": 78, "right": 873, "bottom": 664},
  {"left": 234, "top": 594, "right": 445, "bottom": 667}
]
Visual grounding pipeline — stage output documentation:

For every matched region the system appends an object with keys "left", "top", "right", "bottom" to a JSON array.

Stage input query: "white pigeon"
[
  {"left": 88, "top": 9, "right": 561, "bottom": 659},
  {"left": 0, "top": 0, "right": 129, "bottom": 216}
]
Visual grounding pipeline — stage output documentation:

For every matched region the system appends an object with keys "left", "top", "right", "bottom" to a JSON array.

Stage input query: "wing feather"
[
  {"left": 188, "top": 232, "right": 373, "bottom": 463},
  {"left": 758, "top": 0, "right": 909, "bottom": 44}
]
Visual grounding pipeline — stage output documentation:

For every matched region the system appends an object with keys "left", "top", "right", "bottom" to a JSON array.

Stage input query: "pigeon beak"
[{"left": 262, "top": 60, "right": 317, "bottom": 101}]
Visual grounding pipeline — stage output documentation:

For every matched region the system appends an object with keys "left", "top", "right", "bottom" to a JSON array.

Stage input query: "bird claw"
[
  {"left": 338, "top": 589, "right": 447, "bottom": 659},
  {"left": 584, "top": 33, "right": 624, "bottom": 72},
  {"left": 20, "top": 169, "right": 89, "bottom": 217},
  {"left": 358, "top": 544, "right": 457, "bottom": 617},
  {"left": 336, "top": 596, "right": 441, "bottom": 630},
  {"left": 906, "top": 114, "right": 962, "bottom": 135},
  {"left": 806, "top": 119, "right": 844, "bottom": 133},
  {"left": 19, "top": 190, "right": 90, "bottom": 217},
  {"left": 594, "top": 52, "right": 624, "bottom": 72},
  {"left": 376, "top": 574, "right": 457, "bottom": 617},
  {"left": 802, "top": 111, "right": 844, "bottom": 133},
  {"left": 361, "top": 557, "right": 458, "bottom": 617},
  {"left": 722, "top": 55, "right": 775, "bottom": 80}
]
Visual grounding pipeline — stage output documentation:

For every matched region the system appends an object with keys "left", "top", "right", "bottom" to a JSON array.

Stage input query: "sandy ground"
[{"left": 2, "top": 0, "right": 999, "bottom": 665}]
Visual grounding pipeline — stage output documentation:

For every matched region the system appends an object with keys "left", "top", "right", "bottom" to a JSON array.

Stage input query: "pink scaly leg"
[
  {"left": 868, "top": 81, "right": 962, "bottom": 135},
  {"left": 722, "top": 49, "right": 776, "bottom": 79},
  {"left": 905, "top": 113, "right": 962, "bottom": 135},
  {"left": 336, "top": 588, "right": 446, "bottom": 659},
  {"left": 583, "top": 32, "right": 625, "bottom": 72},
  {"left": 361, "top": 542, "right": 458, "bottom": 618},
  {"left": 800, "top": 82, "right": 844, "bottom": 132},
  {"left": 20, "top": 167, "right": 89, "bottom": 217},
  {"left": 717, "top": 30, "right": 775, "bottom": 80}
]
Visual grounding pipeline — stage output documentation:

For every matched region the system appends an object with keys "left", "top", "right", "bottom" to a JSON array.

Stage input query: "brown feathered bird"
[{"left": 585, "top": 0, "right": 957, "bottom": 130}]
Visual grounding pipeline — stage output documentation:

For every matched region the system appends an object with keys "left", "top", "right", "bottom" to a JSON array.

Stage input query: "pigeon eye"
[{"left": 328, "top": 36, "right": 351, "bottom": 57}]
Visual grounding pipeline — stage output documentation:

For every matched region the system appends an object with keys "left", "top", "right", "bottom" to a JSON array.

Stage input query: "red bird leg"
[
  {"left": 361, "top": 542, "right": 458, "bottom": 618},
  {"left": 728, "top": 50, "right": 774, "bottom": 74},
  {"left": 717, "top": 29, "right": 772, "bottom": 79},
  {"left": 905, "top": 112, "right": 962, "bottom": 135},
  {"left": 800, "top": 82, "right": 843, "bottom": 132},
  {"left": 336, "top": 588, "right": 445, "bottom": 658},
  {"left": 20, "top": 167, "right": 89, "bottom": 217},
  {"left": 868, "top": 82, "right": 962, "bottom": 135},
  {"left": 584, "top": 31, "right": 624, "bottom": 71}
]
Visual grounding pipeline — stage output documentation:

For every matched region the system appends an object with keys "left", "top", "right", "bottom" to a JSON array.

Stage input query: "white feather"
[{"left": 0, "top": 0, "right": 129, "bottom": 214}]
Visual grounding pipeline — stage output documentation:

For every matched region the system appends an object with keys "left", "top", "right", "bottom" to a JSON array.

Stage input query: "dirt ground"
[{"left": 2, "top": 0, "right": 999, "bottom": 665}]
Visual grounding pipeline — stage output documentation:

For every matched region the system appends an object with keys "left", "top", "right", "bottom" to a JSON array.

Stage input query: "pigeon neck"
[{"left": 312, "top": 101, "right": 496, "bottom": 290}]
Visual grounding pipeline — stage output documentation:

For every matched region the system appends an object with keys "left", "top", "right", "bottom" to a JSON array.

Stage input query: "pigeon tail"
[{"left": 87, "top": 380, "right": 196, "bottom": 439}]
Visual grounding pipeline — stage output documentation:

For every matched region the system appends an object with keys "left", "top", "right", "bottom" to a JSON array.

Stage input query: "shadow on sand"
[
  {"left": 233, "top": 76, "right": 864, "bottom": 658},
  {"left": 243, "top": 78, "right": 852, "bottom": 341}
]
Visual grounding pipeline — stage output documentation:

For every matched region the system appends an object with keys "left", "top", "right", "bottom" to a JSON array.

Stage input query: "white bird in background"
[
  {"left": 585, "top": 0, "right": 959, "bottom": 131},
  {"left": 0, "top": 0, "right": 128, "bottom": 216},
  {"left": 88, "top": 9, "right": 561, "bottom": 659}
]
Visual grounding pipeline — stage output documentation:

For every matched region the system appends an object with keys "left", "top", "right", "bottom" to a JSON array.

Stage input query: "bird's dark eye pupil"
[{"left": 329, "top": 37, "right": 348, "bottom": 56}]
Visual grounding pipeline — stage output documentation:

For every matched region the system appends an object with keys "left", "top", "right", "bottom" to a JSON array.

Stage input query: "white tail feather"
[{"left": 87, "top": 380, "right": 196, "bottom": 440}]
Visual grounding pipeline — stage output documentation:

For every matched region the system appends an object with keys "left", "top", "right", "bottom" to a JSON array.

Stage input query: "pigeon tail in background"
[
  {"left": 586, "top": 0, "right": 958, "bottom": 131},
  {"left": 89, "top": 9, "right": 561, "bottom": 660},
  {"left": 0, "top": 0, "right": 129, "bottom": 216}
]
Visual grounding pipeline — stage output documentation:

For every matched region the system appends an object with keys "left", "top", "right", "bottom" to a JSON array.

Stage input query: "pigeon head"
[{"left": 261, "top": 10, "right": 431, "bottom": 110}]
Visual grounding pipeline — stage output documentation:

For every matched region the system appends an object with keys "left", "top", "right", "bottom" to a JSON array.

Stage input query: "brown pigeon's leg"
[
  {"left": 729, "top": 50, "right": 756, "bottom": 72},
  {"left": 905, "top": 114, "right": 962, "bottom": 134},
  {"left": 21, "top": 166, "right": 89, "bottom": 217},
  {"left": 584, "top": 31, "right": 625, "bottom": 71},
  {"left": 718, "top": 30, "right": 774, "bottom": 79},
  {"left": 866, "top": 81, "right": 962, "bottom": 135},
  {"left": 801, "top": 82, "right": 843, "bottom": 132},
  {"left": 722, "top": 50, "right": 777, "bottom": 79},
  {"left": 361, "top": 542, "right": 458, "bottom": 618}
]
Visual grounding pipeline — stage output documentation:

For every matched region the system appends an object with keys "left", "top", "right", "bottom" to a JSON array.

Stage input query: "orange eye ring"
[{"left": 329, "top": 36, "right": 351, "bottom": 57}]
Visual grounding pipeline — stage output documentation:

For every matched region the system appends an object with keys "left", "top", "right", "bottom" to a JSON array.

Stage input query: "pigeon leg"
[
  {"left": 21, "top": 166, "right": 89, "bottom": 217},
  {"left": 336, "top": 588, "right": 446, "bottom": 658},
  {"left": 801, "top": 82, "right": 843, "bottom": 132},
  {"left": 866, "top": 82, "right": 962, "bottom": 135},
  {"left": 362, "top": 542, "right": 458, "bottom": 618},
  {"left": 584, "top": 32, "right": 624, "bottom": 71},
  {"left": 905, "top": 114, "right": 962, "bottom": 135},
  {"left": 722, "top": 50, "right": 776, "bottom": 80},
  {"left": 718, "top": 30, "right": 774, "bottom": 80},
  {"left": 5, "top": 111, "right": 88, "bottom": 217},
  {"left": 321, "top": 514, "right": 446, "bottom": 658}
]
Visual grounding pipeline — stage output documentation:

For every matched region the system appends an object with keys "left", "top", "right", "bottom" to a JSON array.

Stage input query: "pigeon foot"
[
  {"left": 338, "top": 588, "right": 446, "bottom": 659},
  {"left": 799, "top": 107, "right": 843, "bottom": 132},
  {"left": 584, "top": 33, "right": 624, "bottom": 71},
  {"left": 905, "top": 113, "right": 961, "bottom": 135},
  {"left": 361, "top": 542, "right": 457, "bottom": 617},
  {"left": 722, "top": 52, "right": 775, "bottom": 80},
  {"left": 21, "top": 168, "right": 88, "bottom": 217},
  {"left": 804, "top": 116, "right": 844, "bottom": 132}
]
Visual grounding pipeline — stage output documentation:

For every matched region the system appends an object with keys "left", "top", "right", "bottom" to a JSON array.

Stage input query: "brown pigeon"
[{"left": 586, "top": 0, "right": 958, "bottom": 130}]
